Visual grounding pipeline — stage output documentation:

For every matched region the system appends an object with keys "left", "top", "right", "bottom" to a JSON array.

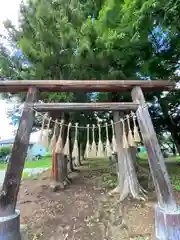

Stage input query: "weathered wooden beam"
[
  {"left": 131, "top": 86, "right": 176, "bottom": 209},
  {"left": 0, "top": 88, "right": 39, "bottom": 217},
  {"left": 0, "top": 80, "right": 175, "bottom": 93},
  {"left": 33, "top": 102, "right": 139, "bottom": 112}
]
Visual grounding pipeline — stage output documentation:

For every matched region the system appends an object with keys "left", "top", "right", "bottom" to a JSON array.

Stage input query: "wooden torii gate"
[{"left": 0, "top": 80, "right": 178, "bottom": 239}]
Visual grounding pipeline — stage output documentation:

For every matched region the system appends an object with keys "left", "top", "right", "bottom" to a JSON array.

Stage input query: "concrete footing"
[{"left": 155, "top": 205, "right": 180, "bottom": 240}]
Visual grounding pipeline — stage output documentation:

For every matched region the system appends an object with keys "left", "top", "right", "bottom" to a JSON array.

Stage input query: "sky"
[
  {"left": 0, "top": 0, "right": 22, "bottom": 140},
  {"left": 0, "top": 100, "right": 16, "bottom": 138},
  {"left": 0, "top": 0, "right": 179, "bottom": 139},
  {"left": 0, "top": 0, "right": 21, "bottom": 32}
]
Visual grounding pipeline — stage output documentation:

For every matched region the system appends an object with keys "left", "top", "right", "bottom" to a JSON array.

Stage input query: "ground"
[{"left": 17, "top": 157, "right": 180, "bottom": 240}]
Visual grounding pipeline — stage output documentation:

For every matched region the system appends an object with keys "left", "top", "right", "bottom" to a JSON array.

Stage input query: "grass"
[
  {"left": 139, "top": 154, "right": 180, "bottom": 191},
  {"left": 0, "top": 152, "right": 179, "bottom": 191},
  {"left": 87, "top": 155, "right": 180, "bottom": 192},
  {"left": 24, "top": 155, "right": 51, "bottom": 168},
  {"left": 138, "top": 152, "right": 180, "bottom": 163},
  {"left": 102, "top": 173, "right": 117, "bottom": 189},
  {"left": 87, "top": 158, "right": 118, "bottom": 189},
  {"left": 0, "top": 155, "right": 52, "bottom": 170},
  {"left": 88, "top": 158, "right": 109, "bottom": 170}
]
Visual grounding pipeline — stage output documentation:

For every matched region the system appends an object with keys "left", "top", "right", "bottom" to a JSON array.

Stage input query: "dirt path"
[
  {"left": 18, "top": 161, "right": 180, "bottom": 240},
  {"left": 18, "top": 163, "right": 106, "bottom": 240}
]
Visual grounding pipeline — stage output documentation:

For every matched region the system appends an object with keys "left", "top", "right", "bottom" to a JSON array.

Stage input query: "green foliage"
[
  {"left": 0, "top": 146, "right": 12, "bottom": 157},
  {"left": 1, "top": 0, "right": 180, "bottom": 150}
]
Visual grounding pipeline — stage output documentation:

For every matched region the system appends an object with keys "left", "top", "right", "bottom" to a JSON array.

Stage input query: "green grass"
[
  {"left": 24, "top": 156, "right": 51, "bottom": 168},
  {"left": 86, "top": 158, "right": 117, "bottom": 189},
  {"left": 102, "top": 173, "right": 117, "bottom": 189},
  {"left": 0, "top": 155, "right": 52, "bottom": 170},
  {"left": 138, "top": 153, "right": 180, "bottom": 165},
  {"left": 88, "top": 158, "right": 109, "bottom": 170},
  {"left": 137, "top": 153, "right": 180, "bottom": 191},
  {"left": 87, "top": 156, "right": 180, "bottom": 192}
]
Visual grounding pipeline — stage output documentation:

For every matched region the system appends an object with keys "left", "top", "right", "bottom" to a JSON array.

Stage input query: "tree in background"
[
  {"left": 0, "top": 146, "right": 12, "bottom": 158},
  {"left": 0, "top": 0, "right": 180, "bottom": 196}
]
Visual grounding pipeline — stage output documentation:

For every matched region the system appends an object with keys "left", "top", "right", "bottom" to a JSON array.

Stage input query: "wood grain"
[
  {"left": 0, "top": 80, "right": 175, "bottom": 93},
  {"left": 33, "top": 102, "right": 139, "bottom": 111},
  {"left": 131, "top": 86, "right": 176, "bottom": 209},
  {"left": 0, "top": 88, "right": 39, "bottom": 217}
]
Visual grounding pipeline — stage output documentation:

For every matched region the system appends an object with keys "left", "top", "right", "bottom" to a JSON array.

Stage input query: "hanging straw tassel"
[
  {"left": 105, "top": 123, "right": 112, "bottom": 157},
  {"left": 85, "top": 124, "right": 90, "bottom": 158},
  {"left": 72, "top": 123, "right": 79, "bottom": 165},
  {"left": 132, "top": 113, "right": 141, "bottom": 143},
  {"left": 39, "top": 114, "right": 47, "bottom": 146},
  {"left": 97, "top": 123, "right": 104, "bottom": 157},
  {"left": 111, "top": 120, "right": 117, "bottom": 152},
  {"left": 121, "top": 119, "right": 129, "bottom": 149},
  {"left": 63, "top": 122, "right": 72, "bottom": 157},
  {"left": 90, "top": 124, "right": 97, "bottom": 158},
  {"left": 126, "top": 115, "right": 136, "bottom": 147},
  {"left": 55, "top": 119, "right": 64, "bottom": 154},
  {"left": 49, "top": 119, "right": 58, "bottom": 152},
  {"left": 42, "top": 117, "right": 51, "bottom": 149}
]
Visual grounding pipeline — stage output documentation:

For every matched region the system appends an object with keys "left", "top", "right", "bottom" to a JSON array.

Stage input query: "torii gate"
[{"left": 0, "top": 80, "right": 179, "bottom": 239}]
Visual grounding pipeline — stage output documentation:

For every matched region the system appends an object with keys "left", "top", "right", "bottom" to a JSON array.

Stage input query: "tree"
[
  {"left": 0, "top": 146, "right": 12, "bottom": 158},
  {"left": 1, "top": 0, "right": 180, "bottom": 198}
]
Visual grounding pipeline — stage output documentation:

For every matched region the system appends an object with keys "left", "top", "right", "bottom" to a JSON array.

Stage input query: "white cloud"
[
  {"left": 0, "top": 1, "right": 22, "bottom": 138},
  {"left": 0, "top": 0, "right": 21, "bottom": 24},
  {"left": 0, "top": 0, "right": 21, "bottom": 36},
  {"left": 0, "top": 100, "right": 15, "bottom": 139}
]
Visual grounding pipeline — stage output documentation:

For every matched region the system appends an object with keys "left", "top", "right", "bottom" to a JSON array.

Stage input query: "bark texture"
[{"left": 111, "top": 112, "right": 146, "bottom": 201}]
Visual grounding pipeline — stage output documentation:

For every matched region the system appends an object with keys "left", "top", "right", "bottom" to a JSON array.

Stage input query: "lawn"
[
  {"left": 0, "top": 153, "right": 179, "bottom": 191},
  {"left": 138, "top": 152, "right": 180, "bottom": 163},
  {"left": 87, "top": 156, "right": 180, "bottom": 192},
  {"left": 0, "top": 155, "right": 52, "bottom": 170}
]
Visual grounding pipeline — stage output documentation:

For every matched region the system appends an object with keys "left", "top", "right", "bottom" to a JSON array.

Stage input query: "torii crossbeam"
[{"left": 0, "top": 80, "right": 175, "bottom": 92}]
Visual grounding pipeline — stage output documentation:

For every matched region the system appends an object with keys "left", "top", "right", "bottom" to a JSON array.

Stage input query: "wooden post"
[
  {"left": 0, "top": 87, "right": 38, "bottom": 217},
  {"left": 131, "top": 86, "right": 176, "bottom": 209},
  {"left": 113, "top": 112, "right": 124, "bottom": 191}
]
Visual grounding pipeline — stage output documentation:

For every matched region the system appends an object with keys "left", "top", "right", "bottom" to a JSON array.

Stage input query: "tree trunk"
[{"left": 110, "top": 112, "right": 146, "bottom": 201}]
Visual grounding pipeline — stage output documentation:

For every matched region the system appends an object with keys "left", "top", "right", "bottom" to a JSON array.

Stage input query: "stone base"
[
  {"left": 155, "top": 205, "right": 180, "bottom": 240},
  {"left": 0, "top": 209, "right": 21, "bottom": 240}
]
